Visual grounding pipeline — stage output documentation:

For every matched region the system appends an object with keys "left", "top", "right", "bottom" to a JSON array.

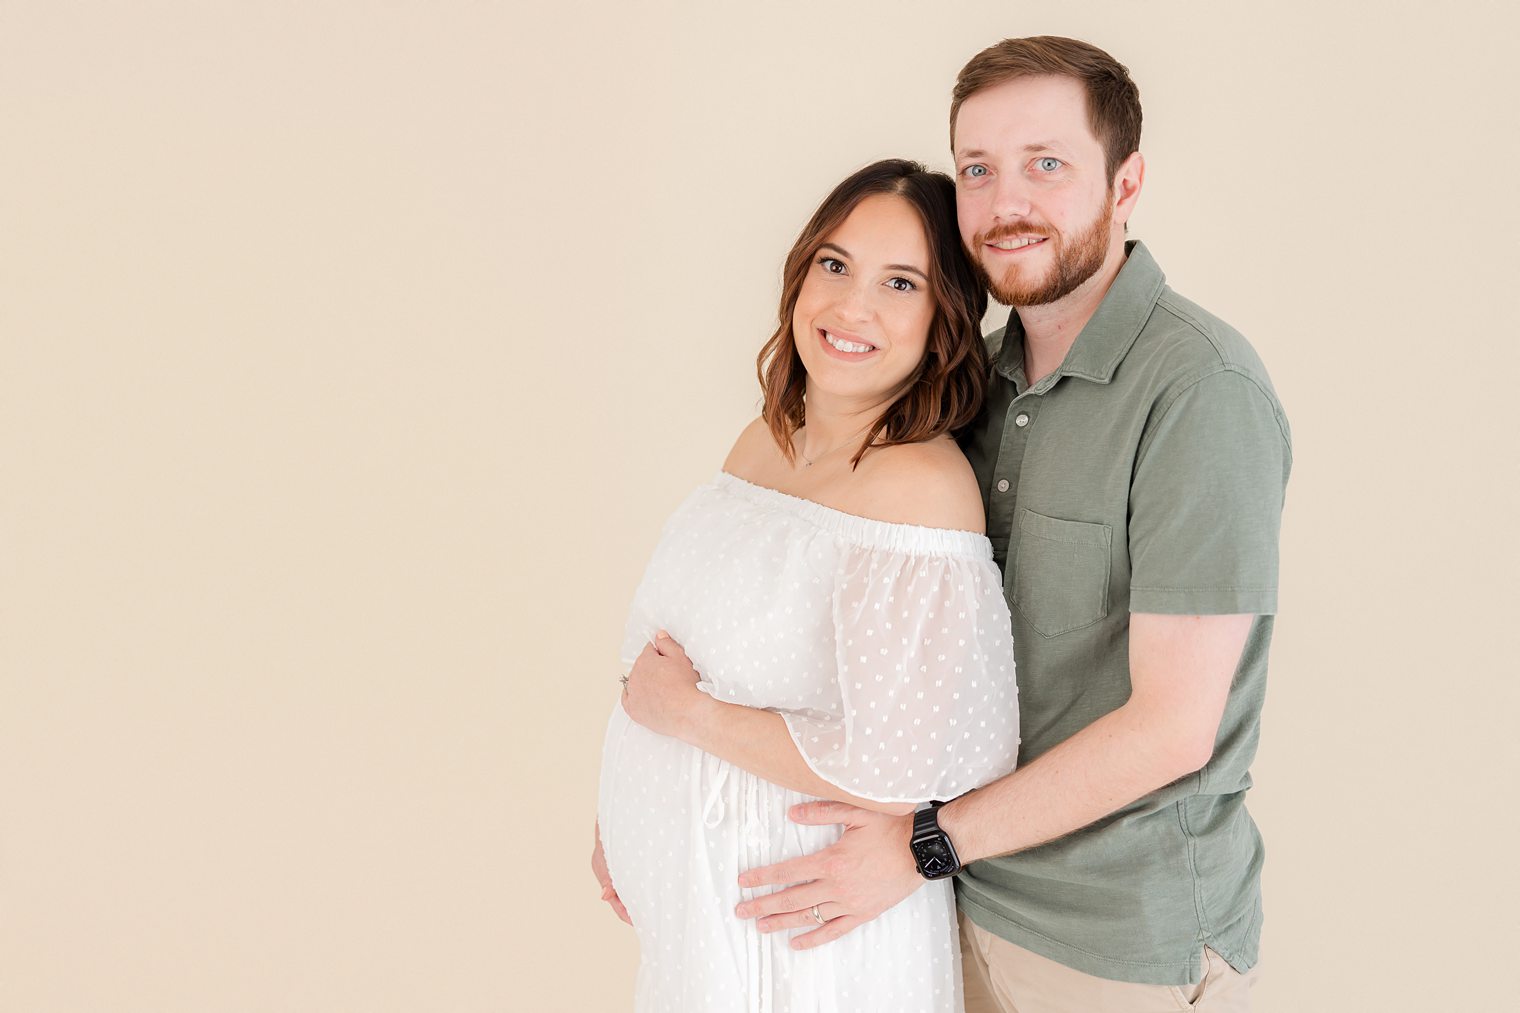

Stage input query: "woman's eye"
[
  {"left": 1036, "top": 157, "right": 1063, "bottom": 172},
  {"left": 818, "top": 257, "right": 846, "bottom": 274},
  {"left": 887, "top": 277, "right": 916, "bottom": 293}
]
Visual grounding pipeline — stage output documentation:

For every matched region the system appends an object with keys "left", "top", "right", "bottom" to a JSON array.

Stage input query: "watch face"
[{"left": 913, "top": 838, "right": 956, "bottom": 877}]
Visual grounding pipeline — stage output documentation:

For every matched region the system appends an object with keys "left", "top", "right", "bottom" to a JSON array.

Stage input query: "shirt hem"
[
  {"left": 1128, "top": 586, "right": 1277, "bottom": 615},
  {"left": 955, "top": 891, "right": 1203, "bottom": 986}
]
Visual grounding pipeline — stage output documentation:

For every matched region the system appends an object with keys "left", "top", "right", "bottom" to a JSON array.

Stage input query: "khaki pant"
[{"left": 959, "top": 913, "right": 1260, "bottom": 1012}]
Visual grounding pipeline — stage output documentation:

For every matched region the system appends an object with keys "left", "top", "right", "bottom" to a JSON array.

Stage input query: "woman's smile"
[{"left": 818, "top": 327, "right": 879, "bottom": 359}]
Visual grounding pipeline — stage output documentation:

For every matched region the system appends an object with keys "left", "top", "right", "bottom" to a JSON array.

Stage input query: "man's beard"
[{"left": 969, "top": 197, "right": 1113, "bottom": 307}]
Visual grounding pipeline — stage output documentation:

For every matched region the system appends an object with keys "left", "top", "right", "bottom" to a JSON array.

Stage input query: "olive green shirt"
[{"left": 955, "top": 241, "right": 1292, "bottom": 986}]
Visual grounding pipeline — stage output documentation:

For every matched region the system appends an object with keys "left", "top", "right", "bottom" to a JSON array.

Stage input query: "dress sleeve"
[{"left": 781, "top": 545, "right": 1020, "bottom": 804}]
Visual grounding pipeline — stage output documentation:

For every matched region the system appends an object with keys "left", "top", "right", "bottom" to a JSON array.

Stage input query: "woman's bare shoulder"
[
  {"left": 851, "top": 438, "right": 986, "bottom": 533},
  {"left": 722, "top": 417, "right": 783, "bottom": 478}
]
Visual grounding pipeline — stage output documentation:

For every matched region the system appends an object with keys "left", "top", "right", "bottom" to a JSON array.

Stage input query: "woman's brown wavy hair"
[{"left": 757, "top": 159, "right": 989, "bottom": 470}]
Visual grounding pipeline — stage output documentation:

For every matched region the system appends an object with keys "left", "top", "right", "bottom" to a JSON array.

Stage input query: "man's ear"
[{"left": 1112, "top": 151, "right": 1146, "bottom": 229}]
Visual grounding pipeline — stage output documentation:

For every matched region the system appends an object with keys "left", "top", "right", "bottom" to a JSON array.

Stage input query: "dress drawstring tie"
[
  {"left": 696, "top": 747, "right": 774, "bottom": 1013},
  {"left": 700, "top": 754, "right": 730, "bottom": 829}
]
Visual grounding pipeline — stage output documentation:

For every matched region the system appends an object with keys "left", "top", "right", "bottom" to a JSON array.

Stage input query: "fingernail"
[
  {"left": 734, "top": 904, "right": 749, "bottom": 917},
  {"left": 656, "top": 629, "right": 670, "bottom": 640}
]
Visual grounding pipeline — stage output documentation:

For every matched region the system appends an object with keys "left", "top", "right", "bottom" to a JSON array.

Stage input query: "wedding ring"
[{"left": 809, "top": 904, "right": 826, "bottom": 925}]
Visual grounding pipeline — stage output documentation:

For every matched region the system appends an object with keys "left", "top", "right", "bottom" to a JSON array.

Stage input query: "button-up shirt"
[{"left": 955, "top": 241, "right": 1292, "bottom": 986}]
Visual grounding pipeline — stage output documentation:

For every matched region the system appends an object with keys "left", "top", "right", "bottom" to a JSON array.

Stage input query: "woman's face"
[{"left": 791, "top": 194, "right": 936, "bottom": 411}]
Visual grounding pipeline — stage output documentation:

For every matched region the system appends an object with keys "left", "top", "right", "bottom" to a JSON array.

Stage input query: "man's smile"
[{"left": 986, "top": 236, "right": 1049, "bottom": 253}]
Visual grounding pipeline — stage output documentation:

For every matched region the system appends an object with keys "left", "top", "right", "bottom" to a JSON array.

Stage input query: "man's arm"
[
  {"left": 735, "top": 612, "right": 1252, "bottom": 948},
  {"left": 939, "top": 611, "right": 1249, "bottom": 861}
]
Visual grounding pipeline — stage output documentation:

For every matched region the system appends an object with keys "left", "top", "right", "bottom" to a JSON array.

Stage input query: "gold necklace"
[{"left": 796, "top": 427, "right": 865, "bottom": 468}]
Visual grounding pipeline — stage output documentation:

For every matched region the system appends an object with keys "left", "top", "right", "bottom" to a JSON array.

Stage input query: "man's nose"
[{"left": 991, "top": 173, "right": 1033, "bottom": 222}]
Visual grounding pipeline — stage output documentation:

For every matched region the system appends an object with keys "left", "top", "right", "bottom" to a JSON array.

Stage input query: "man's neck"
[{"left": 1013, "top": 241, "right": 1129, "bottom": 385}]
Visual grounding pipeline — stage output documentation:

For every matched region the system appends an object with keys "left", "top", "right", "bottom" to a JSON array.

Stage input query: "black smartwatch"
[{"left": 909, "top": 801, "right": 962, "bottom": 880}]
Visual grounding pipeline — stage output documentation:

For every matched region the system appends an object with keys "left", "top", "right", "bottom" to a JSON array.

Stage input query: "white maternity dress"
[{"left": 599, "top": 472, "right": 1019, "bottom": 1012}]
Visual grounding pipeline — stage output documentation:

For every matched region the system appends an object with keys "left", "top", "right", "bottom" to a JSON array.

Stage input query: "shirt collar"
[{"left": 995, "top": 240, "right": 1167, "bottom": 388}]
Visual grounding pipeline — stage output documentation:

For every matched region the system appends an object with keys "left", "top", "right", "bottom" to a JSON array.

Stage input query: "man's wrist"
[
  {"left": 936, "top": 792, "right": 982, "bottom": 865},
  {"left": 908, "top": 801, "right": 963, "bottom": 879}
]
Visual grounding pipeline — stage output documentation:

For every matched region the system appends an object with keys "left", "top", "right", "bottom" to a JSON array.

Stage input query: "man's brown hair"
[
  {"left": 951, "top": 36, "right": 1142, "bottom": 183},
  {"left": 757, "top": 159, "right": 988, "bottom": 470}
]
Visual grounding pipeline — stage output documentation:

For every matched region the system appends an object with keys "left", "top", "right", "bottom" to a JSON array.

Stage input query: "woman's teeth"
[{"left": 825, "top": 331, "right": 875, "bottom": 353}]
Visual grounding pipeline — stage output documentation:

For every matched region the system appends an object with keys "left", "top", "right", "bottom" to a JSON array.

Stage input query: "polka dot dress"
[{"left": 598, "top": 472, "right": 1019, "bottom": 1012}]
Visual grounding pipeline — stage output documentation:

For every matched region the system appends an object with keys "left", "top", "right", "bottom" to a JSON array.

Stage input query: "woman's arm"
[{"left": 621, "top": 634, "right": 914, "bottom": 816}]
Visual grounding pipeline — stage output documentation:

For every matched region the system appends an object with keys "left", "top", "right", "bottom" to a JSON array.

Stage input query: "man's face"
[{"left": 952, "top": 75, "right": 1117, "bottom": 307}]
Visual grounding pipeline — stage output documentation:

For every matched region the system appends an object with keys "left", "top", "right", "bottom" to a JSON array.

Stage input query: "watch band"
[
  {"left": 909, "top": 800, "right": 962, "bottom": 880},
  {"left": 912, "top": 801, "right": 945, "bottom": 835}
]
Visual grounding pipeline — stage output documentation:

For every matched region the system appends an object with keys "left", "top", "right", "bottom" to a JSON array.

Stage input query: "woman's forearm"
[{"left": 681, "top": 696, "right": 914, "bottom": 816}]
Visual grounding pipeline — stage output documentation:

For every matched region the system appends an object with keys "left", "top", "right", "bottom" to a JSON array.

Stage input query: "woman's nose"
[{"left": 834, "top": 280, "right": 873, "bottom": 322}]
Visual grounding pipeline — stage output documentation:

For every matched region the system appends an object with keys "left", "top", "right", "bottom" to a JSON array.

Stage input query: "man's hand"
[
  {"left": 591, "top": 820, "right": 631, "bottom": 925},
  {"left": 734, "top": 801, "right": 921, "bottom": 949},
  {"left": 621, "top": 632, "right": 707, "bottom": 740}
]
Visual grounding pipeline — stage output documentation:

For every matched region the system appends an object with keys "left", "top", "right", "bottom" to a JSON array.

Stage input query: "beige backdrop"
[{"left": 3, "top": 2, "right": 1516, "bottom": 1010}]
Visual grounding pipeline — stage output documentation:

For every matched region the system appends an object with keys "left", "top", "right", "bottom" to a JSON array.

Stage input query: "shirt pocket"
[{"left": 1011, "top": 509, "right": 1112, "bottom": 638}]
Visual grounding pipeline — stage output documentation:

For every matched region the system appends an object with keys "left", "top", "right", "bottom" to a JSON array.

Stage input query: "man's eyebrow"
[{"left": 957, "top": 143, "right": 1070, "bottom": 159}]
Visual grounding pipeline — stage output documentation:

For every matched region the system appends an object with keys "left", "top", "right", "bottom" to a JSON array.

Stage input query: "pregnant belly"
[{"left": 596, "top": 705, "right": 842, "bottom": 934}]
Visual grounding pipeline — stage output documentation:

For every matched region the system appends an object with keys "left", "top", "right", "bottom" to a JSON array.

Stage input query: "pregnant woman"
[{"left": 594, "top": 159, "right": 1020, "bottom": 1012}]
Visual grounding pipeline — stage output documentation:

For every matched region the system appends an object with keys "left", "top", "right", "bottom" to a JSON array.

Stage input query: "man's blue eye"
[
  {"left": 963, "top": 164, "right": 988, "bottom": 178},
  {"left": 1037, "top": 157, "right": 1062, "bottom": 172}
]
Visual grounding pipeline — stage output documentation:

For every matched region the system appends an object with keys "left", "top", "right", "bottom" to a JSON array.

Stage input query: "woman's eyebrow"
[{"left": 821, "top": 242, "right": 927, "bottom": 281}]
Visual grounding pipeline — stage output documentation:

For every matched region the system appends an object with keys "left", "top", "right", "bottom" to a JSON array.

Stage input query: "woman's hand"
[
  {"left": 621, "top": 631, "right": 708, "bottom": 741},
  {"left": 591, "top": 820, "right": 631, "bottom": 925}
]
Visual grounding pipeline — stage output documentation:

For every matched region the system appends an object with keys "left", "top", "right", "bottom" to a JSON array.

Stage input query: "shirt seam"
[
  {"left": 1154, "top": 293, "right": 1237, "bottom": 366},
  {"left": 1132, "top": 365, "right": 1293, "bottom": 475},
  {"left": 1176, "top": 798, "right": 1216, "bottom": 940},
  {"left": 1139, "top": 297, "right": 1295, "bottom": 459}
]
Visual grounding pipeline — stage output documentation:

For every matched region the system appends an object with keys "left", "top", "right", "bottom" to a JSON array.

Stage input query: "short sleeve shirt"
[{"left": 955, "top": 242, "right": 1292, "bottom": 986}]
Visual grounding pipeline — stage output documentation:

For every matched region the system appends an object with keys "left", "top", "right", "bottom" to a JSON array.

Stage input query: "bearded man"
[{"left": 736, "top": 36, "right": 1292, "bottom": 1012}]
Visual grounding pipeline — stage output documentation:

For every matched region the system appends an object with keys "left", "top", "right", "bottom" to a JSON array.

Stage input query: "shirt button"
[
  {"left": 995, "top": 479, "right": 1010, "bottom": 493},
  {"left": 1015, "top": 413, "right": 1030, "bottom": 428}
]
